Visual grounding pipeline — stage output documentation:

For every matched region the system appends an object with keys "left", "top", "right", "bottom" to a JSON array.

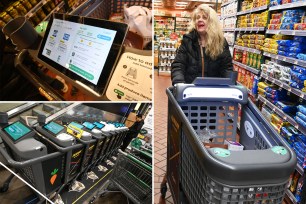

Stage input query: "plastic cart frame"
[{"left": 165, "top": 78, "right": 297, "bottom": 204}]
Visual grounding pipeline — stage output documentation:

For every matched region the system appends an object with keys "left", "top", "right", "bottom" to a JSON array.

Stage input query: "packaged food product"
[
  {"left": 290, "top": 80, "right": 304, "bottom": 89},
  {"left": 276, "top": 101, "right": 297, "bottom": 114},
  {"left": 297, "top": 105, "right": 306, "bottom": 115},
  {"left": 258, "top": 81, "right": 269, "bottom": 89},
  {"left": 277, "top": 40, "right": 294, "bottom": 46},
  {"left": 294, "top": 23, "right": 306, "bottom": 30},
  {"left": 268, "top": 24, "right": 281, "bottom": 29},
  {"left": 290, "top": 47, "right": 305, "bottom": 53},
  {"left": 282, "top": 17, "right": 301, "bottom": 24},
  {"left": 293, "top": 65, "right": 306, "bottom": 75},
  {"left": 294, "top": 36, "right": 306, "bottom": 42},
  {"left": 288, "top": 53, "right": 298, "bottom": 58},
  {"left": 289, "top": 171, "right": 300, "bottom": 193},
  {"left": 297, "top": 53, "right": 306, "bottom": 61},
  {"left": 280, "top": 23, "right": 294, "bottom": 30},
  {"left": 278, "top": 45, "right": 290, "bottom": 51},
  {"left": 270, "top": 19, "right": 281, "bottom": 24},
  {"left": 282, "top": 0, "right": 292, "bottom": 3},
  {"left": 271, "top": 13, "right": 282, "bottom": 19}
]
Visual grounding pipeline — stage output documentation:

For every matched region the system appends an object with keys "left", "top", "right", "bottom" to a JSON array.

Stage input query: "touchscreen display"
[
  {"left": 93, "top": 122, "right": 105, "bottom": 129},
  {"left": 42, "top": 19, "right": 117, "bottom": 85},
  {"left": 83, "top": 122, "right": 95, "bottom": 130},
  {"left": 4, "top": 121, "right": 31, "bottom": 142},
  {"left": 69, "top": 122, "right": 84, "bottom": 129},
  {"left": 43, "top": 121, "right": 65, "bottom": 135}
]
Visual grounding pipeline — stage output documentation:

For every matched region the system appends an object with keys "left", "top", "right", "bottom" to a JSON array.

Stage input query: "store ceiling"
[{"left": 154, "top": 0, "right": 221, "bottom": 10}]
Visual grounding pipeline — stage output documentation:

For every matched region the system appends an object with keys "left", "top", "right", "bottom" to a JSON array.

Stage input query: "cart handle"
[
  {"left": 192, "top": 71, "right": 238, "bottom": 86},
  {"left": 131, "top": 147, "right": 152, "bottom": 159},
  {"left": 0, "top": 145, "right": 63, "bottom": 168},
  {"left": 118, "top": 149, "right": 152, "bottom": 171}
]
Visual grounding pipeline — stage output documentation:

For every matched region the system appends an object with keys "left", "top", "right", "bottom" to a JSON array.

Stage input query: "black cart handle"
[{"left": 0, "top": 145, "right": 62, "bottom": 168}]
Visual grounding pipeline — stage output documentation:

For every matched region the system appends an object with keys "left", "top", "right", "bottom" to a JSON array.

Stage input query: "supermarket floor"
[
  {"left": 0, "top": 166, "right": 128, "bottom": 204},
  {"left": 154, "top": 70, "right": 173, "bottom": 204}
]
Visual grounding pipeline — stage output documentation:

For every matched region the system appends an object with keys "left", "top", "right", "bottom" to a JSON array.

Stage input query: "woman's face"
[{"left": 195, "top": 12, "right": 208, "bottom": 34}]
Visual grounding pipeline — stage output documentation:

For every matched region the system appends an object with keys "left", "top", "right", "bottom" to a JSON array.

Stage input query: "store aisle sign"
[{"left": 106, "top": 52, "right": 152, "bottom": 101}]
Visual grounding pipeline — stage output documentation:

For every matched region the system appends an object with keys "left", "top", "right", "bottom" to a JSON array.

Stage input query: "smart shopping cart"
[{"left": 164, "top": 77, "right": 297, "bottom": 204}]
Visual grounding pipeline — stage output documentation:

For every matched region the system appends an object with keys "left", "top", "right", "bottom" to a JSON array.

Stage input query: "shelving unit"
[
  {"left": 233, "top": 60, "right": 260, "bottom": 74},
  {"left": 269, "top": 1, "right": 306, "bottom": 11},
  {"left": 234, "top": 45, "right": 261, "bottom": 54},
  {"left": 158, "top": 40, "right": 176, "bottom": 76},
  {"left": 286, "top": 189, "right": 299, "bottom": 204},
  {"left": 221, "top": 0, "right": 237, "bottom": 7},
  {"left": 236, "top": 5, "right": 268, "bottom": 15},
  {"left": 261, "top": 73, "right": 306, "bottom": 100},
  {"left": 235, "top": 27, "right": 265, "bottom": 32},
  {"left": 263, "top": 52, "right": 306, "bottom": 68},
  {"left": 42, "top": 1, "right": 65, "bottom": 22},
  {"left": 266, "top": 30, "right": 306, "bottom": 36}
]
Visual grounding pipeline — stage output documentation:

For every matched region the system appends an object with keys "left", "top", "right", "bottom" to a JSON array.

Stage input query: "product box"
[
  {"left": 224, "top": 140, "right": 244, "bottom": 151},
  {"left": 294, "top": 23, "right": 306, "bottom": 30}
]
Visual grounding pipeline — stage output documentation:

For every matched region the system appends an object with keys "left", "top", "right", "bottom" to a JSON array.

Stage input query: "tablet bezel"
[
  {"left": 37, "top": 13, "right": 128, "bottom": 95},
  {"left": 3, "top": 121, "right": 33, "bottom": 143},
  {"left": 43, "top": 121, "right": 65, "bottom": 136}
]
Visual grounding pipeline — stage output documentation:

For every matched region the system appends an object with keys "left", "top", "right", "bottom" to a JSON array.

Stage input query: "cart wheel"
[
  {"left": 0, "top": 183, "right": 9, "bottom": 193},
  {"left": 89, "top": 196, "right": 96, "bottom": 204},
  {"left": 160, "top": 183, "right": 167, "bottom": 199}
]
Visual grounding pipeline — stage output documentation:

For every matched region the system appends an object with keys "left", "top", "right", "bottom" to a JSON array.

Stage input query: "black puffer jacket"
[{"left": 171, "top": 30, "right": 233, "bottom": 85}]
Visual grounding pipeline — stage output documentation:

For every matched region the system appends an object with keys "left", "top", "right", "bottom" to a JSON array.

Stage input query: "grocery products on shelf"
[
  {"left": 237, "top": 10, "right": 269, "bottom": 28},
  {"left": 221, "top": 1, "right": 238, "bottom": 17},
  {"left": 235, "top": 33, "right": 265, "bottom": 50},
  {"left": 241, "top": 0, "right": 270, "bottom": 11},
  {"left": 222, "top": 17, "right": 237, "bottom": 28},
  {"left": 224, "top": 32, "right": 235, "bottom": 45},
  {"left": 268, "top": 9, "right": 305, "bottom": 30}
]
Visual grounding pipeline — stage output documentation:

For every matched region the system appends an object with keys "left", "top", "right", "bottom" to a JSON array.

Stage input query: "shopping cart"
[
  {"left": 164, "top": 77, "right": 297, "bottom": 204},
  {"left": 92, "top": 149, "right": 152, "bottom": 204}
]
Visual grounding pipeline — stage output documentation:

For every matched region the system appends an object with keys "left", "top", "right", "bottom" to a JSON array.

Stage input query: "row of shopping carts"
[{"left": 0, "top": 112, "right": 151, "bottom": 203}]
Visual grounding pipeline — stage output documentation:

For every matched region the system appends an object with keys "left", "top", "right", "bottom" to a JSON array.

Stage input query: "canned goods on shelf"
[
  {"left": 42, "top": 3, "right": 52, "bottom": 13},
  {"left": 20, "top": 0, "right": 33, "bottom": 11},
  {"left": 29, "top": 13, "right": 41, "bottom": 25},
  {"left": 0, "top": 20, "right": 6, "bottom": 28},
  {"left": 29, "top": 0, "right": 38, "bottom": 7},
  {"left": 36, "top": 8, "right": 47, "bottom": 20},
  {"left": 6, "top": 6, "right": 19, "bottom": 19},
  {"left": 0, "top": 12, "right": 13, "bottom": 23},
  {"left": 13, "top": 2, "right": 28, "bottom": 15},
  {"left": 48, "top": 0, "right": 56, "bottom": 9}
]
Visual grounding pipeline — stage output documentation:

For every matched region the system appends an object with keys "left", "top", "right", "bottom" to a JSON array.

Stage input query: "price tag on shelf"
[
  {"left": 283, "top": 57, "right": 287, "bottom": 62},
  {"left": 299, "top": 97, "right": 304, "bottom": 103},
  {"left": 273, "top": 107, "right": 276, "bottom": 112},
  {"left": 42, "top": 0, "right": 47, "bottom": 4},
  {"left": 276, "top": 55, "right": 279, "bottom": 60},
  {"left": 294, "top": 124, "right": 299, "bottom": 129},
  {"left": 283, "top": 116, "right": 287, "bottom": 120},
  {"left": 301, "top": 93, "right": 305, "bottom": 99},
  {"left": 294, "top": 60, "right": 298, "bottom": 65},
  {"left": 28, "top": 13, "right": 33, "bottom": 18}
]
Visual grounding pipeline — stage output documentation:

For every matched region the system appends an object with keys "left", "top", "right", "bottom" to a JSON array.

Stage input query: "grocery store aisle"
[{"left": 154, "top": 70, "right": 173, "bottom": 204}]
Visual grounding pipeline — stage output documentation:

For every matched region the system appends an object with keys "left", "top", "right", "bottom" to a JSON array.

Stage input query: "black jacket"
[
  {"left": 128, "top": 119, "right": 144, "bottom": 138},
  {"left": 171, "top": 30, "right": 233, "bottom": 85}
]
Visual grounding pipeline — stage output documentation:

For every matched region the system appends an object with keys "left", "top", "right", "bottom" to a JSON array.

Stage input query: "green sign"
[
  {"left": 213, "top": 148, "right": 231, "bottom": 158},
  {"left": 69, "top": 64, "right": 94, "bottom": 80}
]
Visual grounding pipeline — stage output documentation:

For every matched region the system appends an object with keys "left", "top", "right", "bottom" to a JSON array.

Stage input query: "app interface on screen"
[
  {"left": 93, "top": 122, "right": 104, "bottom": 129},
  {"left": 44, "top": 121, "right": 64, "bottom": 135},
  {"left": 69, "top": 122, "right": 84, "bottom": 129},
  {"left": 42, "top": 19, "right": 117, "bottom": 85},
  {"left": 4, "top": 122, "right": 31, "bottom": 141},
  {"left": 83, "top": 122, "right": 95, "bottom": 130}
]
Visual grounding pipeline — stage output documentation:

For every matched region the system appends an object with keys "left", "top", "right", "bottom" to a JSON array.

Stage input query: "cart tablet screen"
[
  {"left": 69, "top": 122, "right": 84, "bottom": 129},
  {"left": 38, "top": 13, "right": 128, "bottom": 94},
  {"left": 43, "top": 121, "right": 65, "bottom": 135},
  {"left": 93, "top": 122, "right": 105, "bottom": 129},
  {"left": 3, "top": 121, "right": 31, "bottom": 143},
  {"left": 82, "top": 122, "right": 95, "bottom": 130}
]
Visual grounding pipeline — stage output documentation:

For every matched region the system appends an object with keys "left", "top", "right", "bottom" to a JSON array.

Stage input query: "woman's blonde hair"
[{"left": 188, "top": 4, "right": 224, "bottom": 60}]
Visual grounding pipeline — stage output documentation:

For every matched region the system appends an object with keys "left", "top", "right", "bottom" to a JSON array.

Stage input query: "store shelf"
[
  {"left": 25, "top": 0, "right": 49, "bottom": 18},
  {"left": 237, "top": 5, "right": 268, "bottom": 16},
  {"left": 232, "top": 60, "right": 260, "bottom": 74},
  {"left": 261, "top": 73, "right": 306, "bottom": 100},
  {"left": 234, "top": 45, "right": 261, "bottom": 54},
  {"left": 258, "top": 95, "right": 306, "bottom": 136},
  {"left": 285, "top": 189, "right": 298, "bottom": 204},
  {"left": 159, "top": 48, "right": 176, "bottom": 51},
  {"left": 269, "top": 1, "right": 306, "bottom": 11},
  {"left": 42, "top": 2, "right": 65, "bottom": 22},
  {"left": 235, "top": 27, "right": 265, "bottom": 32},
  {"left": 266, "top": 29, "right": 306, "bottom": 36},
  {"left": 221, "top": 13, "right": 237, "bottom": 19},
  {"left": 296, "top": 163, "right": 304, "bottom": 175},
  {"left": 159, "top": 55, "right": 175, "bottom": 60},
  {"left": 263, "top": 52, "right": 306, "bottom": 68},
  {"left": 221, "top": 0, "right": 237, "bottom": 7},
  {"left": 223, "top": 28, "right": 236, "bottom": 32}
]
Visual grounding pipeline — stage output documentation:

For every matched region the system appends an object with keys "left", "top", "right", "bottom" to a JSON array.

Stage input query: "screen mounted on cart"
[
  {"left": 38, "top": 13, "right": 128, "bottom": 94},
  {"left": 82, "top": 122, "right": 95, "bottom": 130},
  {"left": 43, "top": 121, "right": 65, "bottom": 135},
  {"left": 93, "top": 122, "right": 105, "bottom": 129},
  {"left": 3, "top": 121, "right": 32, "bottom": 143}
]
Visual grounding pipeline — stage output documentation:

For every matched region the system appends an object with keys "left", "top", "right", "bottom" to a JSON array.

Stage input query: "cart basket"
[
  {"left": 166, "top": 77, "right": 297, "bottom": 204},
  {"left": 110, "top": 149, "right": 152, "bottom": 204}
]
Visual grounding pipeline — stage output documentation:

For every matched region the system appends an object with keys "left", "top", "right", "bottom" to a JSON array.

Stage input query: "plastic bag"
[
  {"left": 197, "top": 127, "right": 218, "bottom": 143},
  {"left": 124, "top": 5, "right": 152, "bottom": 48}
]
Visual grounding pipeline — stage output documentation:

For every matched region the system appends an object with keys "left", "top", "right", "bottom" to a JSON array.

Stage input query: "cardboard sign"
[{"left": 106, "top": 52, "right": 152, "bottom": 101}]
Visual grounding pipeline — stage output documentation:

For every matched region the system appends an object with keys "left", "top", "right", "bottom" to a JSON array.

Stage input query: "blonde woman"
[{"left": 171, "top": 4, "right": 233, "bottom": 85}]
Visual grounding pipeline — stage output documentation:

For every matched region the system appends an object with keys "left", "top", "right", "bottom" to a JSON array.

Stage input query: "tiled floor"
[{"left": 154, "top": 71, "right": 173, "bottom": 204}]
